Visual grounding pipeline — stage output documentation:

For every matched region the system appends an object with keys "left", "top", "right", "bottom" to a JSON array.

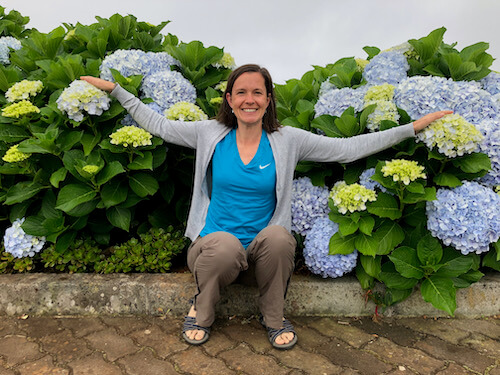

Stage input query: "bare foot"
[{"left": 185, "top": 305, "right": 207, "bottom": 342}]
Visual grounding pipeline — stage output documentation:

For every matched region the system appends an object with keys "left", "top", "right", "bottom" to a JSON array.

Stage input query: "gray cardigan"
[{"left": 111, "top": 85, "right": 416, "bottom": 242}]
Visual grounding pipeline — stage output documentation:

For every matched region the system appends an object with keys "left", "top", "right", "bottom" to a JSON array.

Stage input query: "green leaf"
[
  {"left": 338, "top": 218, "right": 359, "bottom": 236},
  {"left": 389, "top": 246, "right": 424, "bottom": 279},
  {"left": 367, "top": 193, "right": 402, "bottom": 220},
  {"left": 0, "top": 124, "right": 29, "bottom": 143},
  {"left": 100, "top": 179, "right": 128, "bottom": 208},
  {"left": 481, "top": 249, "right": 500, "bottom": 271},
  {"left": 355, "top": 262, "right": 375, "bottom": 290},
  {"left": 55, "top": 231, "right": 77, "bottom": 252},
  {"left": 421, "top": 276, "right": 456, "bottom": 316},
  {"left": 358, "top": 216, "right": 375, "bottom": 236},
  {"left": 433, "top": 173, "right": 462, "bottom": 187},
  {"left": 128, "top": 151, "right": 153, "bottom": 170},
  {"left": 5, "top": 182, "right": 44, "bottom": 205},
  {"left": 379, "top": 262, "right": 419, "bottom": 290},
  {"left": 96, "top": 161, "right": 126, "bottom": 186},
  {"left": 373, "top": 220, "right": 405, "bottom": 255},
  {"left": 452, "top": 153, "right": 491, "bottom": 174},
  {"left": 106, "top": 206, "right": 131, "bottom": 231},
  {"left": 335, "top": 110, "right": 359, "bottom": 137},
  {"left": 21, "top": 215, "right": 48, "bottom": 237},
  {"left": 50, "top": 168, "right": 68, "bottom": 188},
  {"left": 359, "top": 254, "right": 381, "bottom": 278},
  {"left": 435, "top": 248, "right": 474, "bottom": 277},
  {"left": 408, "top": 27, "right": 446, "bottom": 62},
  {"left": 129, "top": 173, "right": 159, "bottom": 197},
  {"left": 417, "top": 234, "right": 443, "bottom": 266},
  {"left": 81, "top": 132, "right": 101, "bottom": 156},
  {"left": 55, "top": 184, "right": 97, "bottom": 213},
  {"left": 311, "top": 115, "right": 343, "bottom": 138},
  {"left": 329, "top": 232, "right": 357, "bottom": 255},
  {"left": 355, "top": 233, "right": 379, "bottom": 256}
]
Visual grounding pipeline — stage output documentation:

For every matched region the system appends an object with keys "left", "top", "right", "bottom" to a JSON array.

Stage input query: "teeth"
[{"left": 243, "top": 109, "right": 257, "bottom": 112}]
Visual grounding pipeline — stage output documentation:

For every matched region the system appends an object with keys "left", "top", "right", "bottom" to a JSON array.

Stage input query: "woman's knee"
[
  {"left": 252, "top": 226, "right": 296, "bottom": 260},
  {"left": 194, "top": 231, "right": 247, "bottom": 270}
]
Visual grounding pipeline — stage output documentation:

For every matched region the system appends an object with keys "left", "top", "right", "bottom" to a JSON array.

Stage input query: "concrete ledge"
[{"left": 0, "top": 273, "right": 498, "bottom": 317}]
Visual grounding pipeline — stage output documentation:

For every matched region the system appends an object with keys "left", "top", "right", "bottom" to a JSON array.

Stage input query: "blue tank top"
[{"left": 200, "top": 128, "right": 276, "bottom": 248}]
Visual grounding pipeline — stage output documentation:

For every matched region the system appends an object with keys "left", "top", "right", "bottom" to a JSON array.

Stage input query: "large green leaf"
[
  {"left": 129, "top": 173, "right": 159, "bottom": 197},
  {"left": 373, "top": 220, "right": 405, "bottom": 255},
  {"left": 433, "top": 173, "right": 462, "bottom": 187},
  {"left": 100, "top": 179, "right": 128, "bottom": 208},
  {"left": 5, "top": 182, "right": 44, "bottom": 205},
  {"left": 355, "top": 263, "right": 375, "bottom": 290},
  {"left": 421, "top": 276, "right": 456, "bottom": 316},
  {"left": 452, "top": 153, "right": 491, "bottom": 173},
  {"left": 128, "top": 151, "right": 153, "bottom": 171},
  {"left": 417, "top": 234, "right": 443, "bottom": 266},
  {"left": 0, "top": 124, "right": 29, "bottom": 143},
  {"left": 367, "top": 193, "right": 402, "bottom": 220},
  {"left": 311, "top": 115, "right": 343, "bottom": 138},
  {"left": 379, "top": 262, "right": 419, "bottom": 290},
  {"left": 96, "top": 161, "right": 126, "bottom": 186},
  {"left": 55, "top": 184, "right": 97, "bottom": 213},
  {"left": 435, "top": 248, "right": 475, "bottom": 277},
  {"left": 106, "top": 206, "right": 131, "bottom": 231},
  {"left": 329, "top": 232, "right": 356, "bottom": 255},
  {"left": 355, "top": 233, "right": 379, "bottom": 256},
  {"left": 389, "top": 246, "right": 424, "bottom": 279},
  {"left": 482, "top": 245, "right": 500, "bottom": 271},
  {"left": 359, "top": 254, "right": 381, "bottom": 278}
]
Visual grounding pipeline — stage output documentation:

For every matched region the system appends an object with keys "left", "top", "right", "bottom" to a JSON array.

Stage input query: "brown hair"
[{"left": 216, "top": 64, "right": 280, "bottom": 133}]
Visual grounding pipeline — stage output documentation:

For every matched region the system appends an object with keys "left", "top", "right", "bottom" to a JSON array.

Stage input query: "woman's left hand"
[{"left": 413, "top": 110, "right": 453, "bottom": 133}]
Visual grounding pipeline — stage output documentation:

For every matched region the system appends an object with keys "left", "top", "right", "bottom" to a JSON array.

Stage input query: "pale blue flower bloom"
[
  {"left": 122, "top": 102, "right": 164, "bottom": 127},
  {"left": 426, "top": 181, "right": 500, "bottom": 255},
  {"left": 481, "top": 72, "right": 500, "bottom": 96},
  {"left": 362, "top": 51, "right": 409, "bottom": 85},
  {"left": 304, "top": 217, "right": 358, "bottom": 278},
  {"left": 140, "top": 70, "right": 196, "bottom": 112},
  {"left": 291, "top": 177, "right": 330, "bottom": 236},
  {"left": 476, "top": 119, "right": 500, "bottom": 186},
  {"left": 315, "top": 83, "right": 368, "bottom": 118},
  {"left": 3, "top": 218, "right": 45, "bottom": 258},
  {"left": 0, "top": 36, "right": 22, "bottom": 65}
]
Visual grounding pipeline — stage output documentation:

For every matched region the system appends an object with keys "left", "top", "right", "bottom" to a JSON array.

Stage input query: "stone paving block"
[
  {"left": 117, "top": 349, "right": 178, "bottom": 375},
  {"left": 0, "top": 367, "right": 15, "bottom": 375},
  {"left": 0, "top": 318, "right": 20, "bottom": 337},
  {"left": 365, "top": 336, "right": 445, "bottom": 374},
  {"left": 294, "top": 323, "right": 331, "bottom": 352},
  {"left": 85, "top": 328, "right": 138, "bottom": 362},
  {"left": 202, "top": 330, "right": 236, "bottom": 356},
  {"left": 129, "top": 324, "right": 188, "bottom": 358},
  {"left": 0, "top": 335, "right": 42, "bottom": 367},
  {"left": 219, "top": 319, "right": 271, "bottom": 353},
  {"left": 397, "top": 318, "right": 470, "bottom": 344},
  {"left": 444, "top": 318, "right": 500, "bottom": 341},
  {"left": 218, "top": 343, "right": 289, "bottom": 375},
  {"left": 270, "top": 346, "right": 344, "bottom": 374},
  {"left": 414, "top": 335, "right": 494, "bottom": 373},
  {"left": 352, "top": 317, "right": 425, "bottom": 346},
  {"left": 16, "top": 355, "right": 69, "bottom": 375},
  {"left": 171, "top": 346, "right": 236, "bottom": 375},
  {"left": 434, "top": 363, "right": 474, "bottom": 374},
  {"left": 150, "top": 315, "right": 184, "bottom": 335},
  {"left": 489, "top": 365, "right": 500, "bottom": 375},
  {"left": 39, "top": 330, "right": 92, "bottom": 363},
  {"left": 66, "top": 352, "right": 123, "bottom": 375},
  {"left": 100, "top": 316, "right": 150, "bottom": 335},
  {"left": 17, "top": 317, "right": 63, "bottom": 338},
  {"left": 315, "top": 337, "right": 392, "bottom": 375},
  {"left": 58, "top": 317, "right": 106, "bottom": 338},
  {"left": 460, "top": 333, "right": 500, "bottom": 358},
  {"left": 308, "top": 318, "right": 375, "bottom": 348}
]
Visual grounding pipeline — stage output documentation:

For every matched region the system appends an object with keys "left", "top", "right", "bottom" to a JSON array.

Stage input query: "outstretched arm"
[
  {"left": 80, "top": 76, "right": 116, "bottom": 93},
  {"left": 413, "top": 110, "right": 453, "bottom": 132}
]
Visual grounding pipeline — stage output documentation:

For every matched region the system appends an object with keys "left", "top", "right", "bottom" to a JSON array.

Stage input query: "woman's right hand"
[{"left": 80, "top": 76, "right": 116, "bottom": 93}]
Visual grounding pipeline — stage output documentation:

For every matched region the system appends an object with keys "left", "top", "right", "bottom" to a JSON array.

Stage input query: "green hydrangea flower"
[
  {"left": 213, "top": 52, "right": 236, "bottom": 69},
  {"left": 2, "top": 144, "right": 30, "bottom": 163},
  {"left": 82, "top": 165, "right": 99, "bottom": 175},
  {"left": 329, "top": 181, "right": 377, "bottom": 214},
  {"left": 416, "top": 113, "right": 484, "bottom": 157},
  {"left": 363, "top": 84, "right": 399, "bottom": 131},
  {"left": 364, "top": 83, "right": 395, "bottom": 102},
  {"left": 6, "top": 80, "right": 44, "bottom": 102},
  {"left": 355, "top": 58, "right": 369, "bottom": 72},
  {"left": 382, "top": 159, "right": 426, "bottom": 185},
  {"left": 210, "top": 97, "right": 223, "bottom": 105},
  {"left": 495, "top": 186, "right": 500, "bottom": 196},
  {"left": 2, "top": 100, "right": 40, "bottom": 118},
  {"left": 110, "top": 126, "right": 152, "bottom": 148},
  {"left": 215, "top": 81, "right": 227, "bottom": 92},
  {"left": 164, "top": 102, "right": 208, "bottom": 121}
]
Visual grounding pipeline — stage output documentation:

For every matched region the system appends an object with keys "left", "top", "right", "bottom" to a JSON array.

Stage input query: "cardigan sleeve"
[{"left": 291, "top": 123, "right": 416, "bottom": 163}]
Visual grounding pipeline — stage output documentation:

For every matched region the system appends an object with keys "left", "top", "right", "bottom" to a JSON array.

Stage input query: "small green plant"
[
  {"left": 0, "top": 250, "right": 35, "bottom": 273},
  {"left": 95, "top": 226, "right": 187, "bottom": 273}
]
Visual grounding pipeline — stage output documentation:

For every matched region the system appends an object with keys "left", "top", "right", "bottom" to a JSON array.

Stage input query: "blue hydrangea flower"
[
  {"left": 140, "top": 70, "right": 196, "bottom": 112},
  {"left": 3, "top": 218, "right": 45, "bottom": 258},
  {"left": 426, "top": 181, "right": 500, "bottom": 255},
  {"left": 0, "top": 36, "right": 22, "bottom": 65},
  {"left": 395, "top": 76, "right": 499, "bottom": 124},
  {"left": 362, "top": 51, "right": 409, "bottom": 85},
  {"left": 314, "top": 82, "right": 368, "bottom": 118},
  {"left": 359, "top": 168, "right": 387, "bottom": 193},
  {"left": 291, "top": 177, "right": 330, "bottom": 236},
  {"left": 303, "top": 217, "right": 358, "bottom": 278},
  {"left": 100, "top": 49, "right": 179, "bottom": 82},
  {"left": 481, "top": 71, "right": 500, "bottom": 96},
  {"left": 476, "top": 119, "right": 500, "bottom": 186}
]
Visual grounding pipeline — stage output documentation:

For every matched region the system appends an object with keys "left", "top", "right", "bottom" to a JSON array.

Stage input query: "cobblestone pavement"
[{"left": 0, "top": 314, "right": 498, "bottom": 375}]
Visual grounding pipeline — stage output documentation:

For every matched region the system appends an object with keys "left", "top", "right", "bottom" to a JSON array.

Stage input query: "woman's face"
[{"left": 226, "top": 72, "right": 270, "bottom": 128}]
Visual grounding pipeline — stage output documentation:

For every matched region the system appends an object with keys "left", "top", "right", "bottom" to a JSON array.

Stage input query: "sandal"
[
  {"left": 259, "top": 315, "right": 297, "bottom": 350},
  {"left": 182, "top": 316, "right": 210, "bottom": 345}
]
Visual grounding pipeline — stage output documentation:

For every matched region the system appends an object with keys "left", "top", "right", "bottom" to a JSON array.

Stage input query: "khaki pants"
[{"left": 187, "top": 225, "right": 296, "bottom": 329}]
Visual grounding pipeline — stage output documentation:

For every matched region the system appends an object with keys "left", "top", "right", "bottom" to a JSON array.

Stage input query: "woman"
[{"left": 82, "top": 64, "right": 451, "bottom": 350}]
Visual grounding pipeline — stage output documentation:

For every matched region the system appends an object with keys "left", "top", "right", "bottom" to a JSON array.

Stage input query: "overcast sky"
[{"left": 3, "top": 0, "right": 500, "bottom": 83}]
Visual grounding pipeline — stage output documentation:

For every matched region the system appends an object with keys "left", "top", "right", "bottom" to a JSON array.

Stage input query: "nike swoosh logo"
[{"left": 259, "top": 163, "right": 271, "bottom": 170}]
